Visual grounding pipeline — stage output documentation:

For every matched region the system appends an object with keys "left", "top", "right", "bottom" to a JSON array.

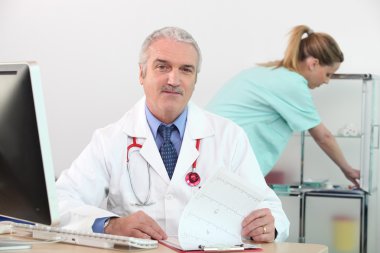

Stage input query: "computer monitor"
[{"left": 0, "top": 62, "right": 59, "bottom": 226}]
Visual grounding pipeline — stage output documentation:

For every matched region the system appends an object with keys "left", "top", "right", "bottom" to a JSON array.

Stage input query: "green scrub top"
[{"left": 207, "top": 66, "right": 321, "bottom": 175}]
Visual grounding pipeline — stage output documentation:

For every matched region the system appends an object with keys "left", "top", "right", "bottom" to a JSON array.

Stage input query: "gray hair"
[{"left": 139, "top": 27, "right": 202, "bottom": 77}]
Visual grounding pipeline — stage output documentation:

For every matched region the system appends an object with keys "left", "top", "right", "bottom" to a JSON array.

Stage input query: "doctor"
[{"left": 56, "top": 27, "right": 289, "bottom": 243}]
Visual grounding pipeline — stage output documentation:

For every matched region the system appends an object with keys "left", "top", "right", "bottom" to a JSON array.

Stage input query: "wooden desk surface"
[{"left": 1, "top": 235, "right": 328, "bottom": 253}]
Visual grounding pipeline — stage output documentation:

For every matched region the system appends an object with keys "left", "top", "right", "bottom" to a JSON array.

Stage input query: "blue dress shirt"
[{"left": 145, "top": 105, "right": 187, "bottom": 154}]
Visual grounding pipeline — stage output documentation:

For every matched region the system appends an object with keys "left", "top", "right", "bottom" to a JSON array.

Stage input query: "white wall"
[
  {"left": 1, "top": 0, "right": 380, "bottom": 249},
  {"left": 1, "top": 0, "right": 379, "bottom": 175}
]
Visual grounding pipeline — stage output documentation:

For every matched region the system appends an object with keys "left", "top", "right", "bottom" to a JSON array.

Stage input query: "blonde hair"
[{"left": 261, "top": 25, "right": 344, "bottom": 72}]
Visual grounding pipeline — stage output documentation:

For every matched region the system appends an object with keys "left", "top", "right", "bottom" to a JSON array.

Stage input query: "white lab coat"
[{"left": 56, "top": 97, "right": 289, "bottom": 241}]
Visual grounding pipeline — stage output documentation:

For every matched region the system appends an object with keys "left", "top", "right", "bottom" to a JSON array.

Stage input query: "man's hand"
[
  {"left": 241, "top": 208, "right": 275, "bottom": 243},
  {"left": 104, "top": 211, "right": 167, "bottom": 240}
]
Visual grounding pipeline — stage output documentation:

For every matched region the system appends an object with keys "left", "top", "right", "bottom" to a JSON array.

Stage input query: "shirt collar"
[{"left": 145, "top": 104, "right": 188, "bottom": 139}]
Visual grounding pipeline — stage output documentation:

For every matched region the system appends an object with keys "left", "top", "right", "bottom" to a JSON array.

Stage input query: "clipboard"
[{"left": 159, "top": 241, "right": 262, "bottom": 253}]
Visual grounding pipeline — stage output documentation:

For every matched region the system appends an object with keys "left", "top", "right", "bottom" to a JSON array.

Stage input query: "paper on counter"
[{"left": 176, "top": 170, "right": 264, "bottom": 250}]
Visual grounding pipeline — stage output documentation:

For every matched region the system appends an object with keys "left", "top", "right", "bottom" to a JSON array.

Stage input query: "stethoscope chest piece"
[
  {"left": 185, "top": 138, "right": 202, "bottom": 187},
  {"left": 185, "top": 171, "right": 200, "bottom": 186}
]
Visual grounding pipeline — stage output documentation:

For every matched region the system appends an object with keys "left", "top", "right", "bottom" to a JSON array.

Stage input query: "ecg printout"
[{"left": 177, "top": 170, "right": 265, "bottom": 250}]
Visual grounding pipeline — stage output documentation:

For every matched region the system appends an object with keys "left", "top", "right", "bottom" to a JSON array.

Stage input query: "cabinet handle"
[{"left": 374, "top": 124, "right": 380, "bottom": 149}]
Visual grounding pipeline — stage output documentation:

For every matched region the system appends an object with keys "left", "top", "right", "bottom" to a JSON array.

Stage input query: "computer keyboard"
[{"left": 7, "top": 222, "right": 158, "bottom": 250}]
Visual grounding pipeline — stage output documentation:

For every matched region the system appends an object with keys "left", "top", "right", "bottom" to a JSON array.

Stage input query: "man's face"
[{"left": 139, "top": 38, "right": 198, "bottom": 124}]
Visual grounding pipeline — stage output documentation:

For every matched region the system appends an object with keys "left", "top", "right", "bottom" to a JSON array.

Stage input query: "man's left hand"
[{"left": 241, "top": 208, "right": 275, "bottom": 242}]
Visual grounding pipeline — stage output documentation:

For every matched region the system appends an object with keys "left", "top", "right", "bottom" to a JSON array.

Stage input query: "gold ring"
[{"left": 263, "top": 226, "right": 267, "bottom": 234}]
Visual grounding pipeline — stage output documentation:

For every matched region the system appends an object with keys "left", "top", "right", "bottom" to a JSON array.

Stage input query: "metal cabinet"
[
  {"left": 299, "top": 74, "right": 379, "bottom": 253},
  {"left": 303, "top": 191, "right": 367, "bottom": 253},
  {"left": 269, "top": 74, "right": 379, "bottom": 253},
  {"left": 300, "top": 74, "right": 379, "bottom": 192},
  {"left": 276, "top": 188, "right": 368, "bottom": 253}
]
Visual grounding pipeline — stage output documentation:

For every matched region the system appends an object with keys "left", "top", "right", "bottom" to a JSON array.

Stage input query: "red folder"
[{"left": 159, "top": 241, "right": 262, "bottom": 253}]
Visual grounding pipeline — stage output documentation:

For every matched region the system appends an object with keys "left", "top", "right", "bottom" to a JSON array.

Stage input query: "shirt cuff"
[{"left": 92, "top": 217, "right": 110, "bottom": 233}]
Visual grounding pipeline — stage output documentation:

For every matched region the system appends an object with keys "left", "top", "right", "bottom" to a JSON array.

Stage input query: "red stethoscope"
[{"left": 127, "top": 137, "right": 201, "bottom": 187}]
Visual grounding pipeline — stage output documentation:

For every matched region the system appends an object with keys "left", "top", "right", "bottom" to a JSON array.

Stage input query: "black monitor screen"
[{"left": 0, "top": 62, "right": 58, "bottom": 225}]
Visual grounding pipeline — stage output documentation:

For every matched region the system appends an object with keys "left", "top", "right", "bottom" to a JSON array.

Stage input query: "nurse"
[
  {"left": 56, "top": 26, "right": 289, "bottom": 243},
  {"left": 207, "top": 25, "right": 360, "bottom": 187}
]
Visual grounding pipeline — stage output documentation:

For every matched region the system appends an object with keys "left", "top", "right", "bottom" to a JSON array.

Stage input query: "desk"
[{"left": 1, "top": 236, "right": 327, "bottom": 253}]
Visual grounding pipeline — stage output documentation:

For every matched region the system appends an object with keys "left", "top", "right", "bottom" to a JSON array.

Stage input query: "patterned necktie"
[{"left": 158, "top": 124, "right": 178, "bottom": 179}]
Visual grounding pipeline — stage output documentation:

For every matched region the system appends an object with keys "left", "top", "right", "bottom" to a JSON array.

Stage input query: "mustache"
[{"left": 161, "top": 85, "right": 184, "bottom": 95}]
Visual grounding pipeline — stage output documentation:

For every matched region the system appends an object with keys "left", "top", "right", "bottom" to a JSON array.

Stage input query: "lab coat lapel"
[
  {"left": 173, "top": 134, "right": 198, "bottom": 180},
  {"left": 139, "top": 135, "right": 170, "bottom": 183},
  {"left": 171, "top": 102, "right": 215, "bottom": 182},
  {"left": 122, "top": 97, "right": 170, "bottom": 184}
]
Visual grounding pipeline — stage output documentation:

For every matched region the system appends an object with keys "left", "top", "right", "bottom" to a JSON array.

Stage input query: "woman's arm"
[{"left": 308, "top": 123, "right": 360, "bottom": 188}]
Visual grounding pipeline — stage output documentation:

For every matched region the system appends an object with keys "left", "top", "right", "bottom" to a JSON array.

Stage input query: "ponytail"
[
  {"left": 260, "top": 25, "right": 344, "bottom": 72},
  {"left": 282, "top": 25, "right": 314, "bottom": 71}
]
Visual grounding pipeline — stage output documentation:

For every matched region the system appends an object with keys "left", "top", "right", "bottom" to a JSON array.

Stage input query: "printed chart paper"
[{"left": 175, "top": 170, "right": 264, "bottom": 250}]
